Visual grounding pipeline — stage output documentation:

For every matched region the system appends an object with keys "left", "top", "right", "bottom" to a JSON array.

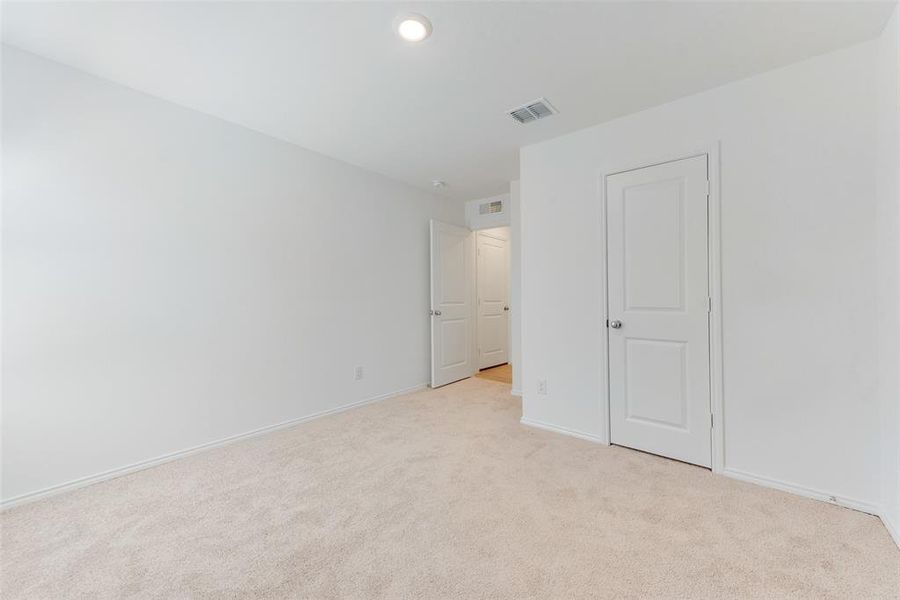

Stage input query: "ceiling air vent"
[{"left": 508, "top": 97, "right": 558, "bottom": 124}]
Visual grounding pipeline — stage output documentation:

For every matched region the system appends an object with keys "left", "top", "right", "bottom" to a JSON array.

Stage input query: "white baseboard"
[
  {"left": 520, "top": 417, "right": 609, "bottom": 445},
  {"left": 1, "top": 383, "right": 427, "bottom": 511},
  {"left": 722, "top": 467, "right": 880, "bottom": 516},
  {"left": 881, "top": 510, "right": 900, "bottom": 549}
]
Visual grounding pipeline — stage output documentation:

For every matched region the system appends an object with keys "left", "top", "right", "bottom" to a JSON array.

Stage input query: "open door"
[{"left": 430, "top": 220, "right": 476, "bottom": 388}]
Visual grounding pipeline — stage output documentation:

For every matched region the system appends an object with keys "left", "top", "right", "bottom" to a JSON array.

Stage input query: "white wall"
[
  {"left": 521, "top": 41, "right": 884, "bottom": 511},
  {"left": 509, "top": 180, "right": 522, "bottom": 395},
  {"left": 876, "top": 4, "right": 900, "bottom": 544},
  {"left": 1, "top": 47, "right": 464, "bottom": 503}
]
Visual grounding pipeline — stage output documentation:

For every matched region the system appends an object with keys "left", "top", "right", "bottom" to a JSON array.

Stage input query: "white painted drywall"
[
  {"left": 466, "top": 193, "right": 510, "bottom": 231},
  {"left": 1, "top": 47, "right": 464, "bottom": 503},
  {"left": 509, "top": 180, "right": 522, "bottom": 395},
  {"left": 521, "top": 41, "right": 883, "bottom": 509},
  {"left": 876, "top": 3, "right": 900, "bottom": 544}
]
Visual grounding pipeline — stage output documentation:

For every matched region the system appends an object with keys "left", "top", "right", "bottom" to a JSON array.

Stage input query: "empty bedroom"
[{"left": 2, "top": 1, "right": 899, "bottom": 598}]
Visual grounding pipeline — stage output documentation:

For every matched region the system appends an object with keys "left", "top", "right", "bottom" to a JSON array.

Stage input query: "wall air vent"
[
  {"left": 479, "top": 200, "right": 503, "bottom": 215},
  {"left": 508, "top": 97, "right": 558, "bottom": 124}
]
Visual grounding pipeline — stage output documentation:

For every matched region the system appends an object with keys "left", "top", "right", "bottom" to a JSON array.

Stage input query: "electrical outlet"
[
  {"left": 537, "top": 379, "right": 548, "bottom": 395},
  {"left": 354, "top": 366, "right": 364, "bottom": 381}
]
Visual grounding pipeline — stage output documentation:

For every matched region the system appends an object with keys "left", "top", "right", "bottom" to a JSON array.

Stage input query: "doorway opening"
[{"left": 429, "top": 222, "right": 513, "bottom": 389}]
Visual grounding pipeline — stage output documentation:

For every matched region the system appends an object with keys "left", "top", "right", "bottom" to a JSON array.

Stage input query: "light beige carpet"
[{"left": 1, "top": 378, "right": 898, "bottom": 599}]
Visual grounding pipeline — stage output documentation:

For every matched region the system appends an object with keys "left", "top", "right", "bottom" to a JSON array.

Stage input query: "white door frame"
[{"left": 598, "top": 142, "right": 724, "bottom": 474}]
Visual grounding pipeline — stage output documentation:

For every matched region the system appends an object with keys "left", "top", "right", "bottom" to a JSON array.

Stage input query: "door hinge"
[
  {"left": 705, "top": 180, "right": 710, "bottom": 197},
  {"left": 606, "top": 318, "right": 609, "bottom": 328},
  {"left": 710, "top": 413, "right": 714, "bottom": 428},
  {"left": 706, "top": 297, "right": 712, "bottom": 313}
]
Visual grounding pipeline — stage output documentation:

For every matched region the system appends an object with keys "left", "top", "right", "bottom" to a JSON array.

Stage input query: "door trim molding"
[
  {"left": 477, "top": 227, "right": 509, "bottom": 241},
  {"left": 598, "top": 142, "right": 724, "bottom": 473}
]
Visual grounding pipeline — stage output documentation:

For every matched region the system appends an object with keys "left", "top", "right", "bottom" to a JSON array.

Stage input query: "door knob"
[
  {"left": 609, "top": 320, "right": 622, "bottom": 329},
  {"left": 433, "top": 310, "right": 442, "bottom": 316},
  {"left": 503, "top": 306, "right": 510, "bottom": 311}
]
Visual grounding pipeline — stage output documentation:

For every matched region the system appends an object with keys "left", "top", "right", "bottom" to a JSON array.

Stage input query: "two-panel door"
[
  {"left": 430, "top": 220, "right": 477, "bottom": 388},
  {"left": 477, "top": 230, "right": 509, "bottom": 369},
  {"left": 606, "top": 155, "right": 711, "bottom": 467}
]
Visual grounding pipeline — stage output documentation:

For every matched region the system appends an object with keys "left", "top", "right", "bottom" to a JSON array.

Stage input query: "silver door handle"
[
  {"left": 432, "top": 310, "right": 442, "bottom": 316},
  {"left": 609, "top": 320, "right": 622, "bottom": 329}
]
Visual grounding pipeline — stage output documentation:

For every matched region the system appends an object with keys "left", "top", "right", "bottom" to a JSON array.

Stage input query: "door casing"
[{"left": 599, "top": 143, "right": 724, "bottom": 474}]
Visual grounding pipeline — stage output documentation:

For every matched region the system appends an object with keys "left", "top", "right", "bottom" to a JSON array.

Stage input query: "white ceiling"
[{"left": 2, "top": 1, "right": 895, "bottom": 200}]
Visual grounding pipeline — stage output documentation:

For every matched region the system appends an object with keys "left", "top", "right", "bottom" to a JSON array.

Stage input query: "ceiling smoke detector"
[
  {"left": 432, "top": 180, "right": 447, "bottom": 189},
  {"left": 508, "top": 97, "right": 558, "bottom": 124}
]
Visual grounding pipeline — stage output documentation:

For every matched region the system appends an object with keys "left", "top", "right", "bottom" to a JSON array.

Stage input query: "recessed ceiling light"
[{"left": 396, "top": 13, "right": 432, "bottom": 43}]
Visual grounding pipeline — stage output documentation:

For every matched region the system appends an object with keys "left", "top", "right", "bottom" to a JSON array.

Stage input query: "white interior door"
[
  {"left": 430, "top": 220, "right": 476, "bottom": 388},
  {"left": 607, "top": 155, "right": 711, "bottom": 467},
  {"left": 477, "top": 228, "right": 510, "bottom": 369}
]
